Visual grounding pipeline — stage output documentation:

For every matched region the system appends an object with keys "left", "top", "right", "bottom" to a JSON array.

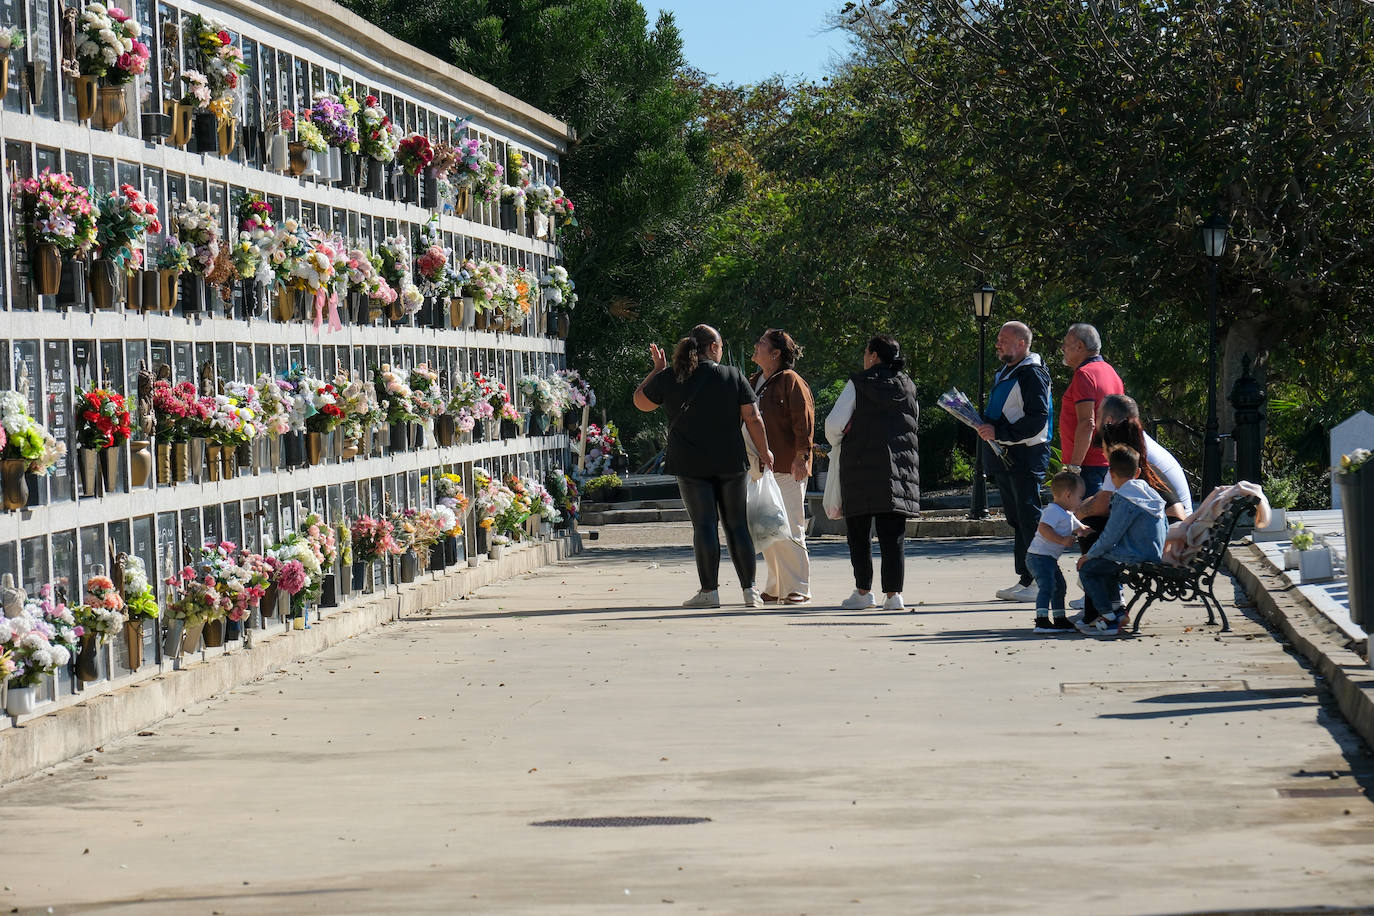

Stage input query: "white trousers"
[{"left": 762, "top": 474, "right": 810, "bottom": 598}]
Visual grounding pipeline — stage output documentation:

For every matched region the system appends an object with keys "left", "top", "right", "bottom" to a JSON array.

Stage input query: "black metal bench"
[{"left": 1120, "top": 493, "right": 1259, "bottom": 634}]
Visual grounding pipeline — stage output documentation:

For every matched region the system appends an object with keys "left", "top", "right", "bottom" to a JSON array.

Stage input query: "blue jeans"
[
  {"left": 1080, "top": 465, "right": 1108, "bottom": 497},
  {"left": 1025, "top": 552, "right": 1067, "bottom": 612},
  {"left": 1078, "top": 557, "right": 1125, "bottom": 617}
]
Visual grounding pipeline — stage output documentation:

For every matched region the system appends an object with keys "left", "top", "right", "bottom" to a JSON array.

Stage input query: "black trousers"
[
  {"left": 845, "top": 512, "right": 907, "bottom": 593},
  {"left": 992, "top": 468, "right": 1044, "bottom": 586},
  {"left": 677, "top": 472, "right": 755, "bottom": 591}
]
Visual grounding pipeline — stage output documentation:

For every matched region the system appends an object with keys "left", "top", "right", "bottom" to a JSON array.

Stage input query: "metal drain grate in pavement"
[
  {"left": 788, "top": 622, "right": 890, "bottom": 627},
  {"left": 1276, "top": 787, "right": 1367, "bottom": 798},
  {"left": 530, "top": 816, "right": 712, "bottom": 828}
]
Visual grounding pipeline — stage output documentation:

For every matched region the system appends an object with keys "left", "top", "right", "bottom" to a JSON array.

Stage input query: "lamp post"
[
  {"left": 969, "top": 282, "right": 996, "bottom": 520},
  {"left": 1201, "top": 212, "right": 1229, "bottom": 497}
]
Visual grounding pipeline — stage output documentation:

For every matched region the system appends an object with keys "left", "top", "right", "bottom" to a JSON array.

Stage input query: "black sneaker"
[
  {"left": 1050, "top": 617, "right": 1077, "bottom": 632},
  {"left": 1033, "top": 616, "right": 1058, "bottom": 634}
]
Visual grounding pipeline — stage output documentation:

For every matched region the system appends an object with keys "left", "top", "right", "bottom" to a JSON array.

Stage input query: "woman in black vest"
[
  {"left": 635, "top": 324, "right": 774, "bottom": 608},
  {"left": 822, "top": 335, "right": 920, "bottom": 611}
]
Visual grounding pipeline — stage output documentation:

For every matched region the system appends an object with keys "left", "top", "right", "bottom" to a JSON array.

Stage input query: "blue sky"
[{"left": 650, "top": 1, "right": 852, "bottom": 85}]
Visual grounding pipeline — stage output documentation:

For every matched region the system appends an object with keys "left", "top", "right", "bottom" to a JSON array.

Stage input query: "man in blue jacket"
[
  {"left": 977, "top": 321, "right": 1053, "bottom": 605},
  {"left": 1075, "top": 445, "right": 1167, "bottom": 637}
]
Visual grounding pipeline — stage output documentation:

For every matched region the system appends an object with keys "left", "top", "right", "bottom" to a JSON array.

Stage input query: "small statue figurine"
[
  {"left": 137, "top": 360, "right": 156, "bottom": 439},
  {"left": 1, "top": 572, "right": 26, "bottom": 618}
]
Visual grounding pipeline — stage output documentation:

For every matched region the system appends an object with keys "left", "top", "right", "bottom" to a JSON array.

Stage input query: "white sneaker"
[
  {"left": 883, "top": 594, "right": 905, "bottom": 611},
  {"left": 997, "top": 583, "right": 1038, "bottom": 602},
  {"left": 994, "top": 582, "right": 1024, "bottom": 600},
  {"left": 683, "top": 589, "right": 720, "bottom": 608},
  {"left": 742, "top": 587, "right": 760, "bottom": 607},
  {"left": 841, "top": 590, "right": 878, "bottom": 610},
  {"left": 1069, "top": 597, "right": 1085, "bottom": 610}
]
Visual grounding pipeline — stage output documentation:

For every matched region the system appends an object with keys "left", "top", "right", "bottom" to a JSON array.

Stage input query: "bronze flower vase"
[
  {"left": 155, "top": 442, "right": 172, "bottom": 485},
  {"left": 220, "top": 444, "right": 237, "bottom": 479},
  {"left": 435, "top": 414, "right": 456, "bottom": 447},
  {"left": 455, "top": 184, "right": 472, "bottom": 215},
  {"left": 74, "top": 74, "right": 97, "bottom": 121},
  {"left": 32, "top": 243, "right": 62, "bottom": 295},
  {"left": 1, "top": 459, "right": 29, "bottom": 511},
  {"left": 94, "top": 84, "right": 127, "bottom": 131},
  {"left": 179, "top": 619, "right": 204, "bottom": 655},
  {"left": 205, "top": 444, "right": 222, "bottom": 482},
  {"left": 305, "top": 432, "right": 324, "bottom": 466},
  {"left": 202, "top": 618, "right": 225, "bottom": 648},
  {"left": 78, "top": 448, "right": 101, "bottom": 497},
  {"left": 123, "top": 618, "right": 144, "bottom": 670},
  {"left": 171, "top": 441, "right": 191, "bottom": 483},
  {"left": 216, "top": 116, "right": 237, "bottom": 157},
  {"left": 90, "top": 258, "right": 120, "bottom": 309},
  {"left": 100, "top": 445, "right": 121, "bottom": 493},
  {"left": 129, "top": 440, "right": 153, "bottom": 488},
  {"left": 287, "top": 141, "right": 309, "bottom": 177},
  {"left": 158, "top": 269, "right": 180, "bottom": 311}
]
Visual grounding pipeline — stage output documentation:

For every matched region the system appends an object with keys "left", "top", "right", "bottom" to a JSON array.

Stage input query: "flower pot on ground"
[
  {"left": 444, "top": 535, "right": 462, "bottom": 566},
  {"left": 129, "top": 440, "right": 152, "bottom": 487},
  {"left": 1339, "top": 468, "right": 1374, "bottom": 630},
  {"left": 351, "top": 561, "right": 370, "bottom": 593},
  {"left": 225, "top": 618, "right": 243, "bottom": 641},
  {"left": 489, "top": 543, "right": 507, "bottom": 561},
  {"left": 32, "top": 243, "right": 62, "bottom": 295},
  {"left": 399, "top": 551, "right": 418, "bottom": 583},
  {"left": 1298, "top": 546, "right": 1334, "bottom": 582},
  {"left": 179, "top": 620, "right": 204, "bottom": 655}
]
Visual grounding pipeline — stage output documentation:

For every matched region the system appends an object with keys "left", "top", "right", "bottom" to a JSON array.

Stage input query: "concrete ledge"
[
  {"left": 1226, "top": 543, "right": 1374, "bottom": 751},
  {"left": 1, "top": 537, "right": 578, "bottom": 785}
]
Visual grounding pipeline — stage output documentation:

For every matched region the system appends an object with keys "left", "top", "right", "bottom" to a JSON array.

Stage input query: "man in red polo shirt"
[{"left": 1059, "top": 323, "right": 1124, "bottom": 496}]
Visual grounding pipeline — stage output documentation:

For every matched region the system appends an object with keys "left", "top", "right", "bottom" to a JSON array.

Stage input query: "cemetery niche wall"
[{"left": 0, "top": 0, "right": 581, "bottom": 720}]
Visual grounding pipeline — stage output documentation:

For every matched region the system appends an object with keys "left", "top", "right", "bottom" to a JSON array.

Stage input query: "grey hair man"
[{"left": 1058, "top": 322, "right": 1124, "bottom": 497}]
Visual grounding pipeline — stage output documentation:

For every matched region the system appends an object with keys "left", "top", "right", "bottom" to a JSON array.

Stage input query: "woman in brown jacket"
[{"left": 750, "top": 329, "right": 815, "bottom": 603}]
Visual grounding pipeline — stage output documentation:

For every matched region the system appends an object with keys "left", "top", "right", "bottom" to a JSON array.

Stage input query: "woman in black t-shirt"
[{"left": 635, "top": 324, "right": 774, "bottom": 609}]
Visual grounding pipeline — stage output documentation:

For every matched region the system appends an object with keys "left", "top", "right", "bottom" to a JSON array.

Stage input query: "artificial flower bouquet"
[
  {"left": 303, "top": 381, "right": 344, "bottom": 433},
  {"left": 75, "top": 3, "right": 148, "bottom": 84},
  {"left": 415, "top": 216, "right": 453, "bottom": 296},
  {"left": 455, "top": 137, "right": 503, "bottom": 201},
  {"left": 408, "top": 364, "right": 444, "bottom": 420},
  {"left": 0, "top": 26, "right": 27, "bottom": 56},
  {"left": 204, "top": 389, "right": 259, "bottom": 447},
  {"left": 1, "top": 389, "right": 65, "bottom": 474},
  {"left": 393, "top": 508, "right": 444, "bottom": 565},
  {"left": 188, "top": 13, "right": 246, "bottom": 117},
  {"left": 374, "top": 364, "right": 418, "bottom": 424},
  {"left": 540, "top": 264, "right": 577, "bottom": 311},
  {"left": 252, "top": 373, "right": 298, "bottom": 436},
  {"left": 0, "top": 594, "right": 73, "bottom": 688},
  {"left": 516, "top": 375, "right": 558, "bottom": 414},
  {"left": 557, "top": 369, "right": 596, "bottom": 410},
  {"left": 150, "top": 379, "right": 209, "bottom": 442},
  {"left": 170, "top": 198, "right": 221, "bottom": 277},
  {"left": 10, "top": 170, "right": 98, "bottom": 253},
  {"left": 95, "top": 184, "right": 159, "bottom": 268},
  {"left": 311, "top": 91, "right": 357, "bottom": 150},
  {"left": 397, "top": 134, "right": 434, "bottom": 177},
  {"left": 119, "top": 554, "right": 159, "bottom": 619},
  {"left": 377, "top": 235, "right": 423, "bottom": 315},
  {"left": 350, "top": 515, "right": 403, "bottom": 564},
  {"left": 358, "top": 95, "right": 399, "bottom": 162},
  {"left": 73, "top": 574, "right": 127, "bottom": 644},
  {"left": 75, "top": 383, "right": 132, "bottom": 450}
]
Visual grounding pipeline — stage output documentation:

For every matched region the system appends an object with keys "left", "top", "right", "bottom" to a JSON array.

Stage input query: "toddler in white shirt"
[{"left": 1026, "top": 470, "right": 1086, "bottom": 634}]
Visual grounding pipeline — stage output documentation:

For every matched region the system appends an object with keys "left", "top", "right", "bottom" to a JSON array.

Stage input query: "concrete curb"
[
  {"left": 1226, "top": 543, "right": 1374, "bottom": 750},
  {"left": 1, "top": 537, "right": 578, "bottom": 785}
]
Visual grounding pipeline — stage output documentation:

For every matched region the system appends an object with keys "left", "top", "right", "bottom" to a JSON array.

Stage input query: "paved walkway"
[{"left": 2, "top": 527, "right": 1373, "bottom": 915}]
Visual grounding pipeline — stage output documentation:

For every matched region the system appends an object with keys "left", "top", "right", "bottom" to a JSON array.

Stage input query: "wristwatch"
[{"left": 1064, "top": 464, "right": 1082, "bottom": 473}]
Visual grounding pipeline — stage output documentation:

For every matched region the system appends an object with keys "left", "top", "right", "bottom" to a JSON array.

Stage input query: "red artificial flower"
[{"left": 217, "top": 30, "right": 230, "bottom": 44}]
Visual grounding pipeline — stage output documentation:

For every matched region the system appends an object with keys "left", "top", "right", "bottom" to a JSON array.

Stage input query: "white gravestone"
[{"left": 1331, "top": 410, "right": 1374, "bottom": 509}]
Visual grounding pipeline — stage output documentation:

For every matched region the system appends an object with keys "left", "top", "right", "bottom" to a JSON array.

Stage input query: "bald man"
[{"left": 977, "top": 321, "right": 1054, "bottom": 605}]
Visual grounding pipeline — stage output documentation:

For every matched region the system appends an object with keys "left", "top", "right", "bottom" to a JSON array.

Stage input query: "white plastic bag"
[
  {"left": 823, "top": 442, "right": 843, "bottom": 519},
  {"left": 747, "top": 469, "right": 792, "bottom": 552}
]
